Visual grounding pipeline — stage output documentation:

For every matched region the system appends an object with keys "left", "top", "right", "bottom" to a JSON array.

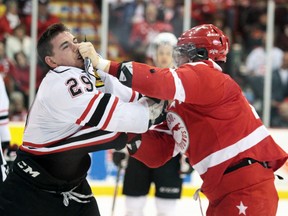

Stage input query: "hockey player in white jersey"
[
  {"left": 0, "top": 75, "right": 11, "bottom": 185},
  {"left": 0, "top": 23, "right": 165, "bottom": 216}
]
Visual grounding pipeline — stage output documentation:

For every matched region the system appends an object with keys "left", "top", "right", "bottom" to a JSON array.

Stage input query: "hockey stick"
[{"left": 111, "top": 164, "right": 122, "bottom": 216}]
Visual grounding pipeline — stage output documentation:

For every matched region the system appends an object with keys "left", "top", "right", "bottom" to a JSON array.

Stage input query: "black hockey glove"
[
  {"left": 112, "top": 151, "right": 127, "bottom": 168},
  {"left": 126, "top": 134, "right": 142, "bottom": 155}
]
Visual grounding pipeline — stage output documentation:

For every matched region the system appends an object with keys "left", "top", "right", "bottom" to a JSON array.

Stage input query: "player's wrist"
[{"left": 95, "top": 58, "right": 111, "bottom": 72}]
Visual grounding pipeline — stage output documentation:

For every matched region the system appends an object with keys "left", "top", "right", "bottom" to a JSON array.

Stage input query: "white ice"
[{"left": 96, "top": 196, "right": 288, "bottom": 216}]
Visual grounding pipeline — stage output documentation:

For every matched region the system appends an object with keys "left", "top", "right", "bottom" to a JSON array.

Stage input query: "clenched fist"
[{"left": 78, "top": 42, "right": 111, "bottom": 72}]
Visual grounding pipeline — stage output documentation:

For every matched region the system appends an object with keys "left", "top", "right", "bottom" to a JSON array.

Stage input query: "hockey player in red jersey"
[
  {"left": 0, "top": 23, "right": 166, "bottom": 216},
  {"left": 91, "top": 24, "right": 288, "bottom": 215},
  {"left": 119, "top": 32, "right": 186, "bottom": 216}
]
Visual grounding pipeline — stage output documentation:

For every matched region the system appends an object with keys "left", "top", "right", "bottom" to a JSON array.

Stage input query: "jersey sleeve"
[
  {"left": 132, "top": 122, "right": 176, "bottom": 168},
  {"left": 97, "top": 69, "right": 139, "bottom": 102},
  {"left": 132, "top": 61, "right": 230, "bottom": 105},
  {"left": 109, "top": 61, "right": 233, "bottom": 105},
  {"left": 45, "top": 74, "right": 149, "bottom": 134}
]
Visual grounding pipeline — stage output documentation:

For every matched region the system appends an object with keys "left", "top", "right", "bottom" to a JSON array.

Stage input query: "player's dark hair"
[{"left": 37, "top": 23, "right": 69, "bottom": 67}]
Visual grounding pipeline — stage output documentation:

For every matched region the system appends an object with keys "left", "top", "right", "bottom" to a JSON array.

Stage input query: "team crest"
[{"left": 166, "top": 111, "right": 189, "bottom": 155}]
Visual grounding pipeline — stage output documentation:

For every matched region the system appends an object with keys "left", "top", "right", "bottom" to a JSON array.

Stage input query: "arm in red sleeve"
[
  {"left": 132, "top": 129, "right": 175, "bottom": 168},
  {"left": 108, "top": 61, "right": 121, "bottom": 77}
]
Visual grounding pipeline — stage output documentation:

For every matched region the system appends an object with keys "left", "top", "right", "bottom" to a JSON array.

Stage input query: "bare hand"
[
  {"left": 78, "top": 42, "right": 110, "bottom": 72},
  {"left": 78, "top": 42, "right": 99, "bottom": 67}
]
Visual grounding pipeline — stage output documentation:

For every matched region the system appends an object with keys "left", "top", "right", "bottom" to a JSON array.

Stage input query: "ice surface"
[{"left": 96, "top": 196, "right": 288, "bottom": 216}]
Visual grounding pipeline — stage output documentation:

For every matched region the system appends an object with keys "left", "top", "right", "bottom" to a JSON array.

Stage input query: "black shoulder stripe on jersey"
[
  {"left": 0, "top": 115, "right": 8, "bottom": 120},
  {"left": 81, "top": 132, "right": 127, "bottom": 152},
  {"left": 86, "top": 94, "right": 111, "bottom": 127}
]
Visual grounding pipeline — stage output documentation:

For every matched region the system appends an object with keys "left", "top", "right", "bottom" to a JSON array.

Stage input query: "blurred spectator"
[
  {"left": 275, "top": 24, "right": 288, "bottom": 52},
  {"left": 0, "top": 0, "right": 20, "bottom": 40},
  {"left": 9, "top": 91, "right": 27, "bottom": 122},
  {"left": 236, "top": 3, "right": 267, "bottom": 54},
  {"left": 5, "top": 24, "right": 31, "bottom": 62},
  {"left": 158, "top": 0, "right": 184, "bottom": 37},
  {"left": 191, "top": 0, "right": 217, "bottom": 25},
  {"left": 129, "top": 2, "right": 173, "bottom": 62},
  {"left": 245, "top": 33, "right": 283, "bottom": 77},
  {"left": 0, "top": 40, "right": 15, "bottom": 96},
  {"left": 94, "top": 0, "right": 102, "bottom": 12},
  {"left": 11, "top": 51, "right": 43, "bottom": 109},
  {"left": 18, "top": 0, "right": 33, "bottom": 19},
  {"left": 271, "top": 51, "right": 288, "bottom": 127},
  {"left": 245, "top": 24, "right": 283, "bottom": 78},
  {"left": 124, "top": 0, "right": 147, "bottom": 25},
  {"left": 23, "top": 0, "right": 60, "bottom": 38},
  {"left": 0, "top": 0, "right": 5, "bottom": 17},
  {"left": 244, "top": 25, "right": 283, "bottom": 115},
  {"left": 109, "top": 0, "right": 147, "bottom": 53},
  {"left": 158, "top": 0, "right": 176, "bottom": 23}
]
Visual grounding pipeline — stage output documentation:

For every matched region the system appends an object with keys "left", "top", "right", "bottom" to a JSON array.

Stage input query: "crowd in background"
[
  {"left": 0, "top": 0, "right": 287, "bottom": 127},
  {"left": 0, "top": 0, "right": 59, "bottom": 122},
  {"left": 108, "top": 0, "right": 288, "bottom": 128}
]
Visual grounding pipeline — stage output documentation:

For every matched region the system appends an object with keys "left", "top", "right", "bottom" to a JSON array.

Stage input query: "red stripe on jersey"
[
  {"left": 19, "top": 132, "right": 121, "bottom": 155},
  {"left": 23, "top": 140, "right": 60, "bottom": 147},
  {"left": 0, "top": 109, "right": 8, "bottom": 113},
  {"left": 22, "top": 126, "right": 96, "bottom": 148},
  {"left": 76, "top": 93, "right": 101, "bottom": 125},
  {"left": 102, "top": 97, "right": 119, "bottom": 130},
  {"left": 129, "top": 91, "right": 137, "bottom": 102}
]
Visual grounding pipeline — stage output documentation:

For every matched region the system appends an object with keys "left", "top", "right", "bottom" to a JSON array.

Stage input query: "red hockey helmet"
[{"left": 177, "top": 24, "right": 229, "bottom": 62}]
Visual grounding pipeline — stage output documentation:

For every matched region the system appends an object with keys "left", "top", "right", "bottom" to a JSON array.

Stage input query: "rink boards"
[{"left": 9, "top": 122, "right": 288, "bottom": 199}]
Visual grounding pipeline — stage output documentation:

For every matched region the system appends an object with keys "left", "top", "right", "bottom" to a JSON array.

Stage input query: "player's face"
[
  {"left": 48, "top": 31, "right": 84, "bottom": 69},
  {"left": 155, "top": 44, "right": 174, "bottom": 68}
]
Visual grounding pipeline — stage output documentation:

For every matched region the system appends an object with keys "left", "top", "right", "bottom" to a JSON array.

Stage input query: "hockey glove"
[
  {"left": 112, "top": 150, "right": 128, "bottom": 168},
  {"left": 138, "top": 96, "right": 167, "bottom": 127},
  {"left": 150, "top": 99, "right": 168, "bottom": 125},
  {"left": 126, "top": 134, "right": 142, "bottom": 155}
]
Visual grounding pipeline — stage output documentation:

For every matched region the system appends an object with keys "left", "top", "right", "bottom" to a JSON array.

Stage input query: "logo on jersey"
[
  {"left": 166, "top": 111, "right": 189, "bottom": 154},
  {"left": 94, "top": 70, "right": 104, "bottom": 88},
  {"left": 209, "top": 49, "right": 219, "bottom": 54}
]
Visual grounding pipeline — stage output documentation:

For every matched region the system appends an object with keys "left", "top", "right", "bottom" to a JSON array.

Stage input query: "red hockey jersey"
[{"left": 109, "top": 60, "right": 288, "bottom": 194}]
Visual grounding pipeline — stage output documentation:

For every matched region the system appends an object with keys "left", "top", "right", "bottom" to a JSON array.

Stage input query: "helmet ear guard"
[
  {"left": 174, "top": 44, "right": 208, "bottom": 61},
  {"left": 195, "top": 48, "right": 208, "bottom": 61}
]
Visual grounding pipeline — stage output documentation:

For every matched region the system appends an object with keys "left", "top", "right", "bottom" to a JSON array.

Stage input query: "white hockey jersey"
[
  {"left": 0, "top": 75, "right": 10, "bottom": 182},
  {"left": 0, "top": 76, "right": 10, "bottom": 143},
  {"left": 21, "top": 66, "right": 149, "bottom": 155}
]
